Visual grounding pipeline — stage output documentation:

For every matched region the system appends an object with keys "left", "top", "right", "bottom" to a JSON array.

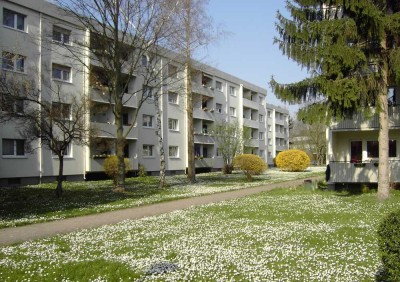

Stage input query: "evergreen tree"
[{"left": 270, "top": 1, "right": 400, "bottom": 200}]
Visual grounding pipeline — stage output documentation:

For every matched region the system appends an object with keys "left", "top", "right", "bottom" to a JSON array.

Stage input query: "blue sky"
[{"left": 204, "top": 0, "right": 308, "bottom": 115}]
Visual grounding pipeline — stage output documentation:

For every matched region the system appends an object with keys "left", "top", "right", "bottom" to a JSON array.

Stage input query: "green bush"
[
  {"left": 138, "top": 163, "right": 147, "bottom": 177},
  {"left": 233, "top": 154, "right": 267, "bottom": 181},
  {"left": 103, "top": 156, "right": 131, "bottom": 186},
  {"left": 377, "top": 208, "right": 400, "bottom": 281},
  {"left": 276, "top": 149, "right": 310, "bottom": 172}
]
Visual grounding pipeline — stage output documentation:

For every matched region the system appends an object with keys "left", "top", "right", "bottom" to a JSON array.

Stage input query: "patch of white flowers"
[{"left": 1, "top": 189, "right": 399, "bottom": 281}]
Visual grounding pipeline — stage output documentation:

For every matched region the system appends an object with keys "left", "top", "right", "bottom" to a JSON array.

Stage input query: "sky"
[{"left": 203, "top": 0, "right": 308, "bottom": 115}]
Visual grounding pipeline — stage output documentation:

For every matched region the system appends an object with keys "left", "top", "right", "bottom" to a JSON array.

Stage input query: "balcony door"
[{"left": 350, "top": 141, "right": 362, "bottom": 163}]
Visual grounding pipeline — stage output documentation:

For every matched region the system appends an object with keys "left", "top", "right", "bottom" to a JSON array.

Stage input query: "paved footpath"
[{"left": 0, "top": 176, "right": 322, "bottom": 246}]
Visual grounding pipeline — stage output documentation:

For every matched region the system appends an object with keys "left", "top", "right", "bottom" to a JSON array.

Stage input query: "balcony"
[
  {"left": 195, "top": 157, "right": 214, "bottom": 168},
  {"left": 193, "top": 108, "right": 214, "bottom": 121},
  {"left": 192, "top": 82, "right": 214, "bottom": 97},
  {"left": 331, "top": 106, "right": 400, "bottom": 131},
  {"left": 91, "top": 122, "right": 138, "bottom": 139},
  {"left": 90, "top": 88, "right": 138, "bottom": 108},
  {"left": 328, "top": 161, "right": 400, "bottom": 183},
  {"left": 90, "top": 157, "right": 136, "bottom": 172},
  {"left": 194, "top": 133, "right": 215, "bottom": 144},
  {"left": 243, "top": 98, "right": 259, "bottom": 110},
  {"left": 243, "top": 118, "right": 259, "bottom": 129}
]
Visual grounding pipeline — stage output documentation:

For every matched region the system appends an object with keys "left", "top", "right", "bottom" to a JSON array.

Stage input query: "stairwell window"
[
  {"left": 52, "top": 64, "right": 71, "bottom": 82},
  {"left": 52, "top": 102, "right": 71, "bottom": 121},
  {"left": 3, "top": 8, "right": 26, "bottom": 31},
  {"left": 259, "top": 114, "right": 264, "bottom": 122},
  {"left": 51, "top": 141, "right": 72, "bottom": 157},
  {"left": 216, "top": 103, "right": 222, "bottom": 113},
  {"left": 143, "top": 85, "right": 153, "bottom": 99},
  {"left": 216, "top": 81, "right": 223, "bottom": 91},
  {"left": 230, "top": 107, "right": 236, "bottom": 117},
  {"left": 142, "top": 144, "right": 153, "bottom": 157},
  {"left": 53, "top": 26, "right": 71, "bottom": 44},
  {"left": 142, "top": 114, "right": 153, "bottom": 127},
  {"left": 168, "top": 92, "right": 178, "bottom": 104},
  {"left": 169, "top": 146, "right": 179, "bottom": 158},
  {"left": 168, "top": 118, "right": 179, "bottom": 131},
  {"left": 229, "top": 86, "right": 236, "bottom": 96}
]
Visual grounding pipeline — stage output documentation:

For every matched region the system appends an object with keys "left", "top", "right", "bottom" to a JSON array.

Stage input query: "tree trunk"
[
  {"left": 115, "top": 97, "right": 126, "bottom": 191},
  {"left": 55, "top": 155, "right": 64, "bottom": 198},
  {"left": 186, "top": 62, "right": 195, "bottom": 182},
  {"left": 154, "top": 94, "right": 166, "bottom": 188},
  {"left": 377, "top": 76, "right": 390, "bottom": 201}
]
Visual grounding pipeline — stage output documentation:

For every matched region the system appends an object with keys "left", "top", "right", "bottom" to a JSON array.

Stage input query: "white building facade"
[{"left": 0, "top": 0, "right": 286, "bottom": 185}]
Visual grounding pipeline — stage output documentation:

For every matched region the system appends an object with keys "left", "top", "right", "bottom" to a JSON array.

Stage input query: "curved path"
[{"left": 0, "top": 176, "right": 322, "bottom": 246}]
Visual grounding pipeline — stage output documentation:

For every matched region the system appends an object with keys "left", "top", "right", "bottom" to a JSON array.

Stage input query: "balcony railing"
[
  {"left": 243, "top": 98, "right": 259, "bottom": 110},
  {"left": 328, "top": 161, "right": 400, "bottom": 183},
  {"left": 91, "top": 122, "right": 138, "bottom": 139},
  {"left": 194, "top": 133, "right": 215, "bottom": 144},
  {"left": 243, "top": 118, "right": 259, "bottom": 129},
  {"left": 331, "top": 106, "right": 400, "bottom": 130},
  {"left": 90, "top": 157, "right": 136, "bottom": 172},
  {"left": 90, "top": 88, "right": 138, "bottom": 108},
  {"left": 195, "top": 157, "right": 214, "bottom": 168},
  {"left": 192, "top": 82, "right": 214, "bottom": 97},
  {"left": 193, "top": 108, "right": 214, "bottom": 120}
]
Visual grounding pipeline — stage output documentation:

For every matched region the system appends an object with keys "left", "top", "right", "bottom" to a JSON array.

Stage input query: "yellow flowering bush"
[
  {"left": 233, "top": 154, "right": 267, "bottom": 181},
  {"left": 276, "top": 149, "right": 310, "bottom": 172}
]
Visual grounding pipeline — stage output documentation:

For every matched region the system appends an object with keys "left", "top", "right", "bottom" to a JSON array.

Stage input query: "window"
[
  {"left": 216, "top": 148, "right": 223, "bottom": 157},
  {"left": 202, "top": 124, "right": 208, "bottom": 134},
  {"left": 52, "top": 141, "right": 71, "bottom": 157},
  {"left": 216, "top": 103, "right": 222, "bottom": 113},
  {"left": 259, "top": 132, "right": 264, "bottom": 140},
  {"left": 1, "top": 94, "right": 24, "bottom": 113},
  {"left": 52, "top": 102, "right": 71, "bottom": 120},
  {"left": 2, "top": 52, "right": 25, "bottom": 72},
  {"left": 143, "top": 85, "right": 153, "bottom": 99},
  {"left": 390, "top": 140, "right": 397, "bottom": 157},
  {"left": 215, "top": 81, "right": 222, "bottom": 91},
  {"left": 229, "top": 86, "right": 236, "bottom": 96},
  {"left": 52, "top": 64, "right": 71, "bottom": 82},
  {"left": 267, "top": 111, "right": 272, "bottom": 118},
  {"left": 259, "top": 150, "right": 265, "bottom": 158},
  {"left": 229, "top": 107, "right": 236, "bottom": 117},
  {"left": 268, "top": 138, "right": 272, "bottom": 146},
  {"left": 142, "top": 114, "right": 153, "bottom": 127},
  {"left": 259, "top": 114, "right": 264, "bottom": 122},
  {"left": 268, "top": 152, "right": 272, "bottom": 158},
  {"left": 268, "top": 125, "right": 272, "bottom": 132},
  {"left": 52, "top": 26, "right": 71, "bottom": 44},
  {"left": 3, "top": 8, "right": 25, "bottom": 31},
  {"left": 366, "top": 140, "right": 397, "bottom": 158},
  {"left": 168, "top": 92, "right": 178, "bottom": 104},
  {"left": 142, "top": 144, "right": 153, "bottom": 157},
  {"left": 2, "top": 139, "right": 25, "bottom": 156},
  {"left": 122, "top": 113, "right": 129, "bottom": 126},
  {"left": 169, "top": 146, "right": 179, "bottom": 157},
  {"left": 168, "top": 118, "right": 178, "bottom": 131},
  {"left": 168, "top": 64, "right": 178, "bottom": 78},
  {"left": 141, "top": 55, "right": 148, "bottom": 67},
  {"left": 351, "top": 140, "right": 362, "bottom": 163},
  {"left": 124, "top": 143, "right": 130, "bottom": 158},
  {"left": 259, "top": 96, "right": 264, "bottom": 105},
  {"left": 367, "top": 141, "right": 379, "bottom": 158}
]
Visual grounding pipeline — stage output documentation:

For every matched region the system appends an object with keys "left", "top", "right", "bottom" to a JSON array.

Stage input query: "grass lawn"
[
  {"left": 1, "top": 187, "right": 399, "bottom": 281},
  {"left": 0, "top": 167, "right": 324, "bottom": 228}
]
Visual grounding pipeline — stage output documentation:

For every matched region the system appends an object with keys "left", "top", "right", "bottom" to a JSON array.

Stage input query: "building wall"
[{"left": 0, "top": 0, "right": 282, "bottom": 183}]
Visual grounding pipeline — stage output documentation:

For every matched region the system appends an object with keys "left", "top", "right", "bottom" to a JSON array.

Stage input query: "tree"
[
  {"left": 291, "top": 119, "right": 327, "bottom": 165},
  {"left": 213, "top": 121, "right": 252, "bottom": 174},
  {"left": 164, "top": 0, "right": 219, "bottom": 183},
  {"left": 56, "top": 0, "right": 173, "bottom": 190},
  {"left": 0, "top": 73, "right": 93, "bottom": 197},
  {"left": 270, "top": 1, "right": 400, "bottom": 200}
]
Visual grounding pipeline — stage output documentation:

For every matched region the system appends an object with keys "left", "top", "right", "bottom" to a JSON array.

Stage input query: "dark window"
[
  {"left": 351, "top": 141, "right": 362, "bottom": 163},
  {"left": 124, "top": 144, "right": 129, "bottom": 158},
  {"left": 389, "top": 140, "right": 396, "bottom": 157},
  {"left": 122, "top": 113, "right": 129, "bottom": 126},
  {"left": 367, "top": 141, "right": 379, "bottom": 158}
]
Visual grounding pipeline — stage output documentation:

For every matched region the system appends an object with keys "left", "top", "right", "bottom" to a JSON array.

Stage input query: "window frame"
[
  {"left": 52, "top": 26, "right": 71, "bottom": 45},
  {"left": 259, "top": 114, "right": 264, "bottom": 122},
  {"left": 52, "top": 64, "right": 71, "bottom": 82},
  {"left": 2, "top": 52, "right": 25, "bottom": 73},
  {"left": 3, "top": 8, "right": 26, "bottom": 31},
  {"left": 52, "top": 102, "right": 72, "bottom": 121},
  {"left": 142, "top": 144, "right": 154, "bottom": 157},
  {"left": 2, "top": 138, "right": 25, "bottom": 157},
  {"left": 168, "top": 146, "right": 179, "bottom": 158},
  {"left": 215, "top": 81, "right": 223, "bottom": 92},
  {"left": 168, "top": 92, "right": 178, "bottom": 104},
  {"left": 168, "top": 118, "right": 179, "bottom": 131},
  {"left": 259, "top": 132, "right": 264, "bottom": 140},
  {"left": 229, "top": 86, "right": 236, "bottom": 96},
  {"left": 229, "top": 107, "right": 236, "bottom": 117},
  {"left": 142, "top": 114, "right": 154, "bottom": 128},
  {"left": 51, "top": 141, "right": 72, "bottom": 158}
]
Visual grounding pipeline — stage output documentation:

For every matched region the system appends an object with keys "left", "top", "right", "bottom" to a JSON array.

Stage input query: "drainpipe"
[{"left": 38, "top": 12, "right": 43, "bottom": 184}]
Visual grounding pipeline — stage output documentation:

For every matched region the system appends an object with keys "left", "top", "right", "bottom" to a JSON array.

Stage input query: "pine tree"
[{"left": 270, "top": 1, "right": 400, "bottom": 200}]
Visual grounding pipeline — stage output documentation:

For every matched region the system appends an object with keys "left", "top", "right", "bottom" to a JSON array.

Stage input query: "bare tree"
[
  {"left": 0, "top": 73, "right": 93, "bottom": 197},
  {"left": 213, "top": 121, "right": 251, "bottom": 174},
  {"left": 163, "top": 0, "right": 220, "bottom": 183},
  {"left": 55, "top": 0, "right": 175, "bottom": 190}
]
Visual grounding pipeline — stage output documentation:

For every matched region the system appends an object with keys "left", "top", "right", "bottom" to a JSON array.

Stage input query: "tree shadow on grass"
[{"left": 0, "top": 177, "right": 163, "bottom": 227}]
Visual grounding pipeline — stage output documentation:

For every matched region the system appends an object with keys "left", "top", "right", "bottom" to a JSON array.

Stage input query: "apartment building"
[
  {"left": 0, "top": 0, "right": 282, "bottom": 185},
  {"left": 326, "top": 89, "right": 400, "bottom": 188},
  {"left": 265, "top": 104, "right": 289, "bottom": 166}
]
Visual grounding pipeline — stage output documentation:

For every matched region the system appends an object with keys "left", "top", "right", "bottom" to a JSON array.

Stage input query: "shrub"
[
  {"left": 276, "top": 149, "right": 310, "bottom": 172},
  {"left": 138, "top": 163, "right": 147, "bottom": 177},
  {"left": 103, "top": 156, "right": 131, "bottom": 186},
  {"left": 377, "top": 208, "right": 400, "bottom": 281},
  {"left": 233, "top": 154, "right": 267, "bottom": 181}
]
